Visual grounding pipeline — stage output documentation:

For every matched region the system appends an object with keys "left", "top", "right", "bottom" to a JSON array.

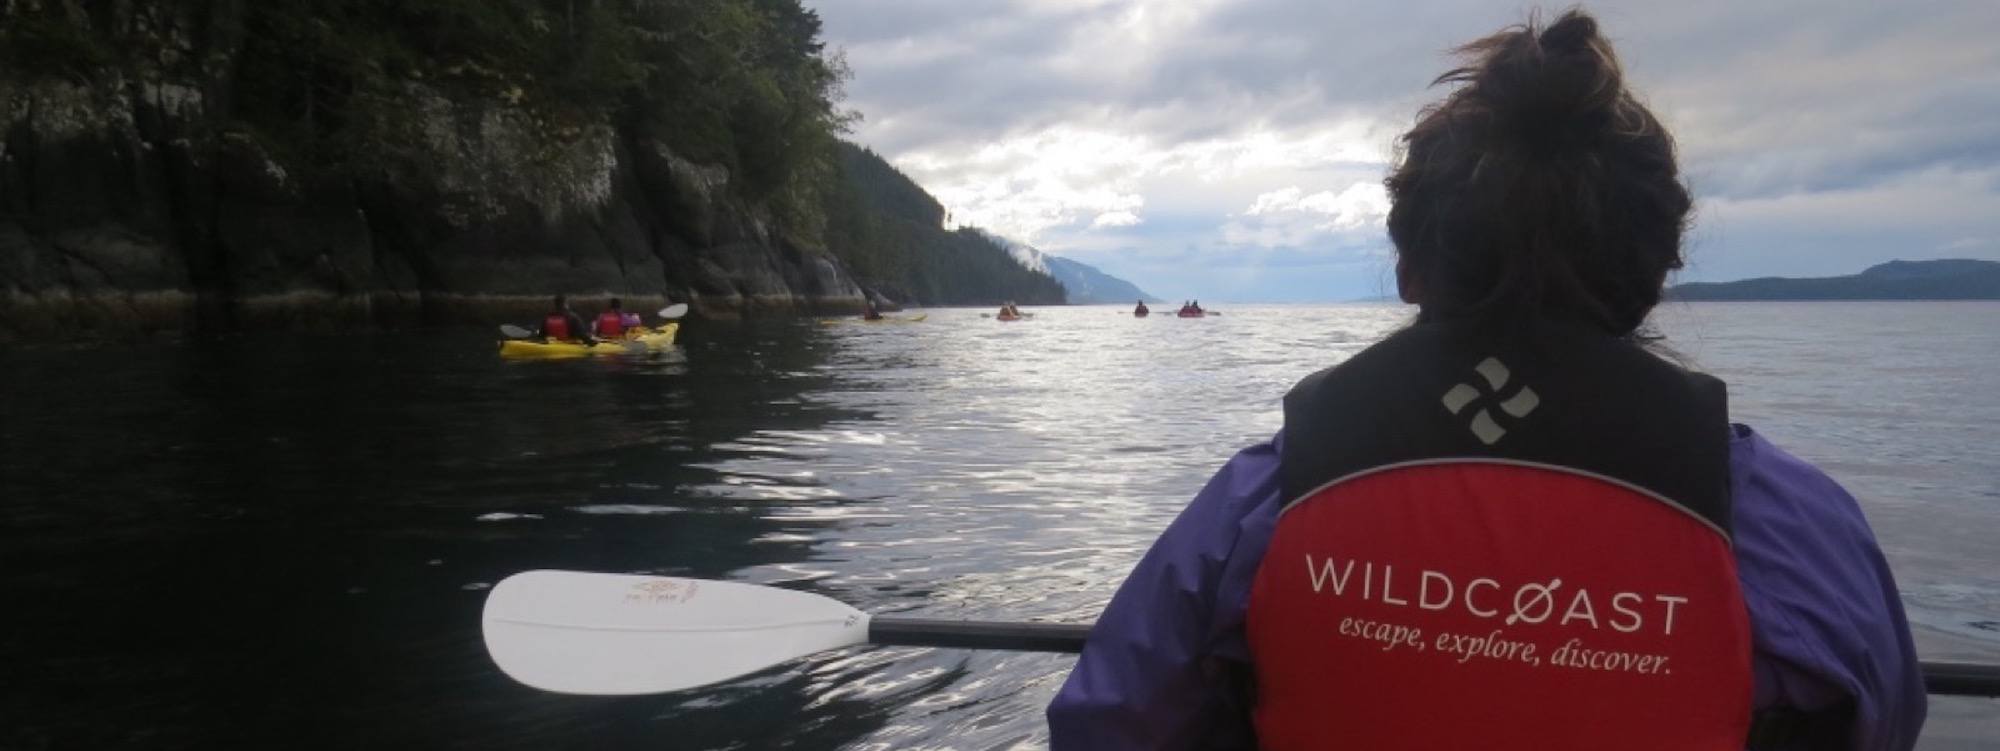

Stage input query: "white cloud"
[
  {"left": 1245, "top": 183, "right": 1390, "bottom": 230},
  {"left": 1217, "top": 182, "right": 1391, "bottom": 250},
  {"left": 894, "top": 121, "right": 1388, "bottom": 243},
  {"left": 1091, "top": 210, "right": 1142, "bottom": 228}
]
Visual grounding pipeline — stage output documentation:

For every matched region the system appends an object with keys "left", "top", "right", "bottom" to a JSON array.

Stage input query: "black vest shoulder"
[{"left": 1280, "top": 320, "right": 1733, "bottom": 533}]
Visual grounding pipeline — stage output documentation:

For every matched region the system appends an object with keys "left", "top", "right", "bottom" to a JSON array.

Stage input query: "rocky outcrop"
[{"left": 0, "top": 7, "right": 870, "bottom": 342}]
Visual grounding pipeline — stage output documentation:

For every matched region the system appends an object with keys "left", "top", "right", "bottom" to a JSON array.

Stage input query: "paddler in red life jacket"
[
  {"left": 594, "top": 298, "right": 629, "bottom": 338},
  {"left": 536, "top": 295, "right": 593, "bottom": 343},
  {"left": 1048, "top": 10, "right": 1925, "bottom": 751}
]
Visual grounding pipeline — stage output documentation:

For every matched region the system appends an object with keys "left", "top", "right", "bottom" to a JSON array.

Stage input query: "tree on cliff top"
[
  {"left": 3, "top": 0, "right": 1063, "bottom": 307},
  {"left": 825, "top": 143, "right": 1067, "bottom": 306},
  {"left": 3, "top": 1, "right": 848, "bottom": 204}
]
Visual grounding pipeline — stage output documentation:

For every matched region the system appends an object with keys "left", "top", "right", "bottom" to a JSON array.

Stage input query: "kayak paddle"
[
  {"left": 482, "top": 571, "right": 2000, "bottom": 698},
  {"left": 499, "top": 324, "right": 534, "bottom": 338},
  {"left": 659, "top": 303, "right": 690, "bottom": 319},
  {"left": 482, "top": 571, "right": 1081, "bottom": 695}
]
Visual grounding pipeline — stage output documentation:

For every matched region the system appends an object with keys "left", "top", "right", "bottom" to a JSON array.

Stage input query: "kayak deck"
[
  {"left": 498, "top": 323, "right": 679, "bottom": 359},
  {"left": 818, "top": 314, "right": 929, "bottom": 325}
]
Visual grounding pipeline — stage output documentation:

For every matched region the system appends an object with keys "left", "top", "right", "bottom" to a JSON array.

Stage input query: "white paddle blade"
[
  {"left": 657, "top": 303, "right": 690, "bottom": 319},
  {"left": 482, "top": 571, "right": 871, "bottom": 695},
  {"left": 499, "top": 324, "right": 533, "bottom": 338}
]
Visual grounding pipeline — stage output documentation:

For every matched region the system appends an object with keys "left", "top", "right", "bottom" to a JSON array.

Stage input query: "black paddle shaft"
[
  {"left": 1924, "top": 661, "right": 2000, "bottom": 697},
  {"left": 866, "top": 618, "right": 2000, "bottom": 697},
  {"left": 869, "top": 617, "right": 1089, "bottom": 653}
]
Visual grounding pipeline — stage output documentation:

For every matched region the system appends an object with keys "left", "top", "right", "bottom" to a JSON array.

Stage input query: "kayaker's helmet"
[
  {"left": 553, "top": 294, "right": 567, "bottom": 309},
  {"left": 1385, "top": 9, "right": 1688, "bottom": 337},
  {"left": 608, "top": 298, "right": 622, "bottom": 310}
]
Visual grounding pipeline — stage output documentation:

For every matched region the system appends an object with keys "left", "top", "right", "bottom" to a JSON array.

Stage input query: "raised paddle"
[
  {"left": 482, "top": 571, "right": 2000, "bottom": 697},
  {"left": 659, "top": 303, "right": 689, "bottom": 319}
]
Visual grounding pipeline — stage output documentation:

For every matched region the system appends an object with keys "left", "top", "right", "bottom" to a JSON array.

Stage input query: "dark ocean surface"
[{"left": 3, "top": 302, "right": 1993, "bottom": 748}]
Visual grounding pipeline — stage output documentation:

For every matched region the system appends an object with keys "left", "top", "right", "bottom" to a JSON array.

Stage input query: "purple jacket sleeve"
[
  {"left": 1045, "top": 434, "right": 1284, "bottom": 750},
  {"left": 1048, "top": 425, "right": 1927, "bottom": 750},
  {"left": 1731, "top": 426, "right": 1927, "bottom": 750}
]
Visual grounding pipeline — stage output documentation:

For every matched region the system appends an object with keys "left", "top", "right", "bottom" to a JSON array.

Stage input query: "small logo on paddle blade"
[{"left": 625, "top": 578, "right": 701, "bottom": 605}]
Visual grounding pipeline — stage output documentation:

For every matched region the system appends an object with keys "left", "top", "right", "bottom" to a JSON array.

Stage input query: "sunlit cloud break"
[
  {"left": 895, "top": 121, "right": 1391, "bottom": 245},
  {"left": 1223, "top": 183, "right": 1392, "bottom": 249}
]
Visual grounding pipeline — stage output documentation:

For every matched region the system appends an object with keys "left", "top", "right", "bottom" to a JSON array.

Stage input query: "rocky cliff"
[
  {"left": 1, "top": 77, "right": 860, "bottom": 341},
  {"left": 0, "top": 1, "right": 1043, "bottom": 342}
]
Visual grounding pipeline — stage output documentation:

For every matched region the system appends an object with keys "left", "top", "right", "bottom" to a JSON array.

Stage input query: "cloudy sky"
[{"left": 811, "top": 0, "right": 2000, "bottom": 302}]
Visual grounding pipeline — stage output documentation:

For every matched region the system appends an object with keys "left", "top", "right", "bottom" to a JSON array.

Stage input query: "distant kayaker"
[
  {"left": 1048, "top": 10, "right": 1924, "bottom": 751},
  {"left": 594, "top": 298, "right": 629, "bottom": 338},
  {"left": 1134, "top": 300, "right": 1149, "bottom": 316},
  {"left": 537, "top": 295, "right": 593, "bottom": 343},
  {"left": 863, "top": 299, "right": 884, "bottom": 321}
]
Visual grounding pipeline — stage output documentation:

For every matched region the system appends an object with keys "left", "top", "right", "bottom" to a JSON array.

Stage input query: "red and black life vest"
[
  {"left": 595, "top": 311, "right": 625, "bottom": 338},
  {"left": 543, "top": 313, "right": 572, "bottom": 340},
  {"left": 1245, "top": 320, "right": 1751, "bottom": 750}
]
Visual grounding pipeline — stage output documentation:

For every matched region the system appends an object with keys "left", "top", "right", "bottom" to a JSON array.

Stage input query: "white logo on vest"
[
  {"left": 1440, "top": 357, "right": 1540, "bottom": 445},
  {"left": 1303, "top": 554, "right": 1687, "bottom": 676}
]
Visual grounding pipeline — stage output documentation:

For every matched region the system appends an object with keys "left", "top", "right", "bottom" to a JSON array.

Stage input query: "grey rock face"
[{"left": 1, "top": 69, "right": 867, "bottom": 342}]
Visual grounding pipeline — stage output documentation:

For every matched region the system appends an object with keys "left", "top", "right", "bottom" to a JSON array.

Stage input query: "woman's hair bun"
[
  {"left": 1538, "top": 11, "right": 1602, "bottom": 57},
  {"left": 1441, "top": 8, "right": 1629, "bottom": 152},
  {"left": 1387, "top": 8, "right": 1691, "bottom": 336}
]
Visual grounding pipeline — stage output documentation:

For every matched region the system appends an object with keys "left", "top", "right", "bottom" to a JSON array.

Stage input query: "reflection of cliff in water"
[{"left": 0, "top": 321, "right": 913, "bottom": 748}]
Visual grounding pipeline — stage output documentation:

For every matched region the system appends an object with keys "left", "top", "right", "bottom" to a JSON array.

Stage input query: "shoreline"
[{"left": 0, "top": 289, "right": 879, "bottom": 343}]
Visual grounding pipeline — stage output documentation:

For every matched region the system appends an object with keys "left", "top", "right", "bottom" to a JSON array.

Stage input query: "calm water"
[{"left": 2, "top": 302, "right": 1996, "bottom": 748}]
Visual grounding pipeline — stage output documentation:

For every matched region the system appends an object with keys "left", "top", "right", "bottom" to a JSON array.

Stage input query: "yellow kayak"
[
  {"left": 818, "top": 314, "right": 928, "bottom": 325},
  {"left": 498, "top": 323, "right": 679, "bottom": 359}
]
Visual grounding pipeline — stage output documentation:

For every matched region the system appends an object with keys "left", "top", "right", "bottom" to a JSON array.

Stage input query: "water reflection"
[{"left": 0, "top": 323, "right": 900, "bottom": 748}]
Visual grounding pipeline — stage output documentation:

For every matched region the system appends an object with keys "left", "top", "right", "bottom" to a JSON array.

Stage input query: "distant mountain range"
[
  {"left": 981, "top": 233, "right": 1163, "bottom": 304},
  {"left": 1668, "top": 259, "right": 2000, "bottom": 301}
]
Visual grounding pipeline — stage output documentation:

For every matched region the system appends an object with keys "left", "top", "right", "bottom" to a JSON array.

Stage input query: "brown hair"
[{"left": 1386, "top": 9, "right": 1690, "bottom": 336}]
